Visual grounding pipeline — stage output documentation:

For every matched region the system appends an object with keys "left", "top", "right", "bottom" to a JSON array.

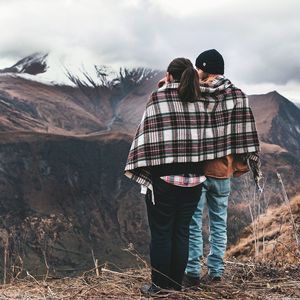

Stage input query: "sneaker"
[
  {"left": 140, "top": 284, "right": 162, "bottom": 296},
  {"left": 200, "top": 273, "right": 222, "bottom": 285},
  {"left": 182, "top": 274, "right": 200, "bottom": 288}
]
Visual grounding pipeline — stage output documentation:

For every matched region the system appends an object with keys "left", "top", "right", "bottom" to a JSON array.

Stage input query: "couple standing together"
[{"left": 125, "top": 49, "right": 261, "bottom": 294}]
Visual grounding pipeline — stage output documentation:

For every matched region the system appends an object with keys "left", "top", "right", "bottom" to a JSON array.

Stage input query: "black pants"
[{"left": 145, "top": 177, "right": 202, "bottom": 290}]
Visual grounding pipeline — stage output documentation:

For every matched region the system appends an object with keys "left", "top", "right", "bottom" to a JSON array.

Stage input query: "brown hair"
[{"left": 167, "top": 57, "right": 200, "bottom": 102}]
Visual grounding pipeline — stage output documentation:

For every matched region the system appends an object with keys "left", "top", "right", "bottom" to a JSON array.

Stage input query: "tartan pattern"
[
  {"left": 247, "top": 152, "right": 263, "bottom": 191},
  {"left": 125, "top": 76, "right": 260, "bottom": 188},
  {"left": 160, "top": 174, "right": 206, "bottom": 187}
]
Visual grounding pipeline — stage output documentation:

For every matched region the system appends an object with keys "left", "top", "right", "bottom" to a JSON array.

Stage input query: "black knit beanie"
[{"left": 195, "top": 49, "right": 224, "bottom": 75}]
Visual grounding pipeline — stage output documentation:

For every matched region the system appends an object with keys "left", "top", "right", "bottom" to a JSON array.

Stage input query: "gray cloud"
[{"left": 0, "top": 0, "right": 299, "bottom": 86}]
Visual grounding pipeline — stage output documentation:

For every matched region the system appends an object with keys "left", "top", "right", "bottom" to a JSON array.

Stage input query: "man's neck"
[{"left": 202, "top": 74, "right": 219, "bottom": 83}]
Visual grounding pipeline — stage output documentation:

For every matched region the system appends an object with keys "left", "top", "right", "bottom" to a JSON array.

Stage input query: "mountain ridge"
[{"left": 249, "top": 91, "right": 300, "bottom": 158}]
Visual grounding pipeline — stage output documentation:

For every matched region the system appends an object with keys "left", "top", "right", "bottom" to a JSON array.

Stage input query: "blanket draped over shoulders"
[{"left": 125, "top": 77, "right": 260, "bottom": 190}]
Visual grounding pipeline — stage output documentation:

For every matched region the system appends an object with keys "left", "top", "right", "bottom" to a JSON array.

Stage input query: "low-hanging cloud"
[{"left": 0, "top": 0, "right": 299, "bottom": 86}]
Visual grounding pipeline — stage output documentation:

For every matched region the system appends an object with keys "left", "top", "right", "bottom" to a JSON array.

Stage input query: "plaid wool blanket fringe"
[{"left": 125, "top": 76, "right": 260, "bottom": 190}]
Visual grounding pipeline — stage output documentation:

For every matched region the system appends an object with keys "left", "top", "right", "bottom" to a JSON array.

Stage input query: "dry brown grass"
[
  {"left": 0, "top": 261, "right": 299, "bottom": 300},
  {"left": 227, "top": 195, "right": 300, "bottom": 263}
]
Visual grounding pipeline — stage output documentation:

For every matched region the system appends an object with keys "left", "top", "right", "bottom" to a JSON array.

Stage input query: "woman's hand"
[{"left": 158, "top": 76, "right": 168, "bottom": 88}]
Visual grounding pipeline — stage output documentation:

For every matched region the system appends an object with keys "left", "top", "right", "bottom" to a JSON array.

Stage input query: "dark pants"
[{"left": 145, "top": 177, "right": 202, "bottom": 290}]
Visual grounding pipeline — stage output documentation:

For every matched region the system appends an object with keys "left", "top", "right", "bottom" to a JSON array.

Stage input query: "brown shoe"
[
  {"left": 200, "top": 273, "right": 222, "bottom": 285},
  {"left": 182, "top": 274, "right": 201, "bottom": 288}
]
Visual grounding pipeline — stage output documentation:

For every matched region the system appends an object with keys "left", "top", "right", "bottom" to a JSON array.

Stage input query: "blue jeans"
[{"left": 185, "top": 177, "right": 230, "bottom": 278}]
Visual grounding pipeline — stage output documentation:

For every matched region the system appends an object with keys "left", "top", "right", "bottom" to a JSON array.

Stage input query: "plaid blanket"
[{"left": 125, "top": 76, "right": 260, "bottom": 190}]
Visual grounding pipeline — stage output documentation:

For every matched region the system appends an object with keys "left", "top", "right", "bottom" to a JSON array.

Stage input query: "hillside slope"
[
  {"left": 0, "top": 75, "right": 107, "bottom": 134},
  {"left": 227, "top": 195, "right": 300, "bottom": 263}
]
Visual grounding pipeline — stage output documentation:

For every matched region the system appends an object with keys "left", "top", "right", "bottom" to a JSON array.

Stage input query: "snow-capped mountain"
[{"left": 0, "top": 53, "right": 48, "bottom": 75}]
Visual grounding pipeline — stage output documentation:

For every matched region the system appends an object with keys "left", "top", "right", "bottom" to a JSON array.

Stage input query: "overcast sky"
[{"left": 0, "top": 0, "right": 299, "bottom": 102}]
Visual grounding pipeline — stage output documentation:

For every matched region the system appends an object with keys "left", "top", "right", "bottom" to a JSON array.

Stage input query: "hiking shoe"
[
  {"left": 140, "top": 284, "right": 162, "bottom": 296},
  {"left": 182, "top": 274, "right": 200, "bottom": 288},
  {"left": 200, "top": 273, "right": 222, "bottom": 285}
]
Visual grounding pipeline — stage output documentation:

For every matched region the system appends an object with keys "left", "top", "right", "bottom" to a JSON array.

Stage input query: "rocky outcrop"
[{"left": 0, "top": 132, "right": 149, "bottom": 278}]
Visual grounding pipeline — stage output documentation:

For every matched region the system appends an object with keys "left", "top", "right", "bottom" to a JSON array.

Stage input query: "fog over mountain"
[{"left": 0, "top": 0, "right": 300, "bottom": 101}]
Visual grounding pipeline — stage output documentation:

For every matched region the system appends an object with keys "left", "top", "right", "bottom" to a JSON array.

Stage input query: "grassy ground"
[{"left": 0, "top": 260, "right": 299, "bottom": 300}]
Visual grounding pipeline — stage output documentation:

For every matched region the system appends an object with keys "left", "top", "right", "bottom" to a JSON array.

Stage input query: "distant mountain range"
[{"left": 0, "top": 54, "right": 299, "bottom": 277}]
